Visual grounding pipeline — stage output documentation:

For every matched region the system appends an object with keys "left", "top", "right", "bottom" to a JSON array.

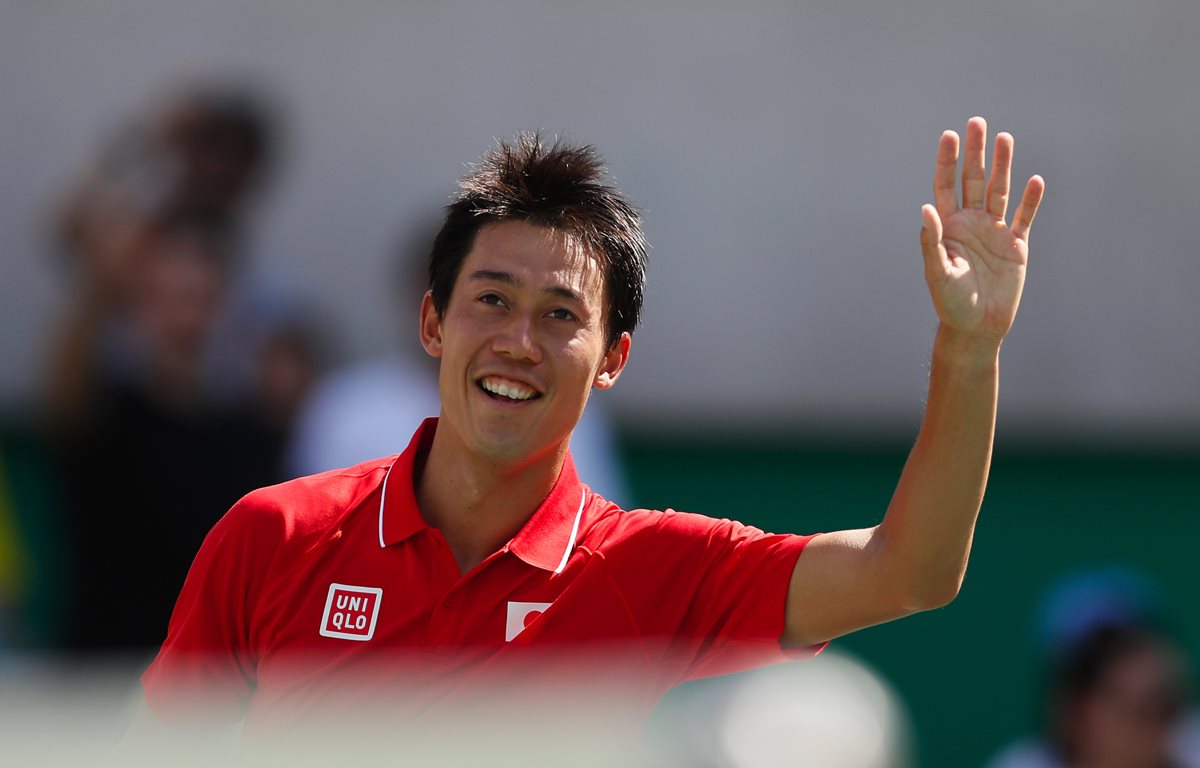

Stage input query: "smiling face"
[{"left": 420, "top": 219, "right": 630, "bottom": 468}]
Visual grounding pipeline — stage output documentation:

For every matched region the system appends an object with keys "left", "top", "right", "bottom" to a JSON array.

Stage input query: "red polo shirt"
[{"left": 142, "top": 418, "right": 820, "bottom": 734}]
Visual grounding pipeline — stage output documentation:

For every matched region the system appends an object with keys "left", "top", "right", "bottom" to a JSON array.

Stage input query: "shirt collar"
[
  {"left": 378, "top": 418, "right": 437, "bottom": 548},
  {"left": 379, "top": 417, "right": 589, "bottom": 573},
  {"left": 507, "top": 450, "right": 588, "bottom": 573}
]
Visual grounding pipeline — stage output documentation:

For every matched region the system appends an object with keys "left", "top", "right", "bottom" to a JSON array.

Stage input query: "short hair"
[{"left": 429, "top": 133, "right": 647, "bottom": 348}]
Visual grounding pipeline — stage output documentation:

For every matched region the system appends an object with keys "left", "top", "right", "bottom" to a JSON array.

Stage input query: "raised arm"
[{"left": 782, "top": 117, "right": 1045, "bottom": 648}]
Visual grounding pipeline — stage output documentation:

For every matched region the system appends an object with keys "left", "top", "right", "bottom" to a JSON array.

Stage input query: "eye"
[
  {"left": 546, "top": 308, "right": 577, "bottom": 321},
  {"left": 478, "top": 292, "right": 505, "bottom": 307}
]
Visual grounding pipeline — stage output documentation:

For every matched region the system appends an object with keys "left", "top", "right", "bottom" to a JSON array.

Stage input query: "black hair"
[
  {"left": 1048, "top": 624, "right": 1187, "bottom": 763},
  {"left": 429, "top": 133, "right": 647, "bottom": 348}
]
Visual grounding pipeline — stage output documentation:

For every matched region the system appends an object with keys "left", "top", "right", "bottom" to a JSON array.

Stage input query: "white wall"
[{"left": 3, "top": 0, "right": 1197, "bottom": 439}]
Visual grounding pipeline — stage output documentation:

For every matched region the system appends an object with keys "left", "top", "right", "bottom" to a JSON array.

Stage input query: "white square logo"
[
  {"left": 505, "top": 601, "right": 552, "bottom": 642},
  {"left": 319, "top": 583, "right": 383, "bottom": 641}
]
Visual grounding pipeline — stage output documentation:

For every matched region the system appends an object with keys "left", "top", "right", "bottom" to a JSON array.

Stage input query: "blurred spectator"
[
  {"left": 988, "top": 569, "right": 1200, "bottom": 768},
  {"left": 42, "top": 83, "right": 323, "bottom": 653},
  {"left": 287, "top": 218, "right": 633, "bottom": 506},
  {"left": 55, "top": 213, "right": 286, "bottom": 653},
  {"left": 48, "top": 83, "right": 304, "bottom": 424}
]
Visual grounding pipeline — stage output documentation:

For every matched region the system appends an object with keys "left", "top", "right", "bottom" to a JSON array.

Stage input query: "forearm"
[
  {"left": 875, "top": 325, "right": 1001, "bottom": 609},
  {"left": 783, "top": 118, "right": 1040, "bottom": 646}
]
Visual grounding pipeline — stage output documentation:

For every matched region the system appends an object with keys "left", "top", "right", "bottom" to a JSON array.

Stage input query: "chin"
[{"left": 471, "top": 428, "right": 563, "bottom": 469}]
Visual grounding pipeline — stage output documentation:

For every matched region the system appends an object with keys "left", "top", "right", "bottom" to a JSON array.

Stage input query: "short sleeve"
[
  {"left": 609, "top": 510, "right": 824, "bottom": 685},
  {"left": 140, "top": 495, "right": 281, "bottom": 727}
]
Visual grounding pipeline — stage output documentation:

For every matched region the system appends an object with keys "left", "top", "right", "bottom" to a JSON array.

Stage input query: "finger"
[
  {"left": 986, "top": 132, "right": 1013, "bottom": 220},
  {"left": 961, "top": 116, "right": 987, "bottom": 209},
  {"left": 920, "top": 203, "right": 950, "bottom": 275},
  {"left": 1011, "top": 175, "right": 1045, "bottom": 241},
  {"left": 933, "top": 130, "right": 960, "bottom": 218}
]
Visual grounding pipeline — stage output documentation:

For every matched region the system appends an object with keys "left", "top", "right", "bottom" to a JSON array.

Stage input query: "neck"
[{"left": 416, "top": 422, "right": 567, "bottom": 574}]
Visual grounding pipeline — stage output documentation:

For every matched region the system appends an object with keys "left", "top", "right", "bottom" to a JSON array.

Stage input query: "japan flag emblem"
[
  {"left": 505, "top": 601, "right": 552, "bottom": 642},
  {"left": 320, "top": 583, "right": 383, "bottom": 641}
]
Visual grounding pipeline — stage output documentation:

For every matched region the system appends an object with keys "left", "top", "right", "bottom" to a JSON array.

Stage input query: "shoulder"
[
  {"left": 584, "top": 497, "right": 766, "bottom": 541},
  {"left": 580, "top": 495, "right": 787, "bottom": 556},
  {"left": 217, "top": 456, "right": 396, "bottom": 547}
]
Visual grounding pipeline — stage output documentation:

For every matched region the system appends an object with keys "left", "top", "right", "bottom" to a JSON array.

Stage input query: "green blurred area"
[
  {"left": 626, "top": 433, "right": 1200, "bottom": 768},
  {"left": 0, "top": 423, "right": 63, "bottom": 647}
]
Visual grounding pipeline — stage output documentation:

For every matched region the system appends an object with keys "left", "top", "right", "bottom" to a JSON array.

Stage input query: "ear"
[
  {"left": 419, "top": 291, "right": 443, "bottom": 358},
  {"left": 593, "top": 332, "right": 631, "bottom": 390}
]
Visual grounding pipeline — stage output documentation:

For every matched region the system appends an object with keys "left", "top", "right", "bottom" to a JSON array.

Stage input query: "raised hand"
[{"left": 920, "top": 117, "right": 1044, "bottom": 345}]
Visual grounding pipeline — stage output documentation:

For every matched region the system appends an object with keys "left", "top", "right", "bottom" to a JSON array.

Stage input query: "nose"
[{"left": 492, "top": 312, "right": 542, "bottom": 364}]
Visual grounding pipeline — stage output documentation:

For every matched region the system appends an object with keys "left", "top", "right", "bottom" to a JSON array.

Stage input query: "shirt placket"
[{"left": 420, "top": 539, "right": 509, "bottom": 664}]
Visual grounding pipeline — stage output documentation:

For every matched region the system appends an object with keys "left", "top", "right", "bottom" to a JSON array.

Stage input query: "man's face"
[{"left": 421, "top": 220, "right": 630, "bottom": 466}]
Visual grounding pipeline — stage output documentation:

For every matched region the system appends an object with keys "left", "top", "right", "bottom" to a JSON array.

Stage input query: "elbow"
[
  {"left": 868, "top": 529, "right": 967, "bottom": 615},
  {"left": 924, "top": 577, "right": 963, "bottom": 611},
  {"left": 898, "top": 573, "right": 964, "bottom": 614}
]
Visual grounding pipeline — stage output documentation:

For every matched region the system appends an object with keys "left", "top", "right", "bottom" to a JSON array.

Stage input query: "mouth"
[{"left": 477, "top": 375, "right": 544, "bottom": 403}]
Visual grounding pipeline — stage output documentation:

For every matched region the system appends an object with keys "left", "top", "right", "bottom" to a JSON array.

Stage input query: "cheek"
[
  {"left": 560, "top": 337, "right": 606, "bottom": 376},
  {"left": 439, "top": 313, "right": 487, "bottom": 357}
]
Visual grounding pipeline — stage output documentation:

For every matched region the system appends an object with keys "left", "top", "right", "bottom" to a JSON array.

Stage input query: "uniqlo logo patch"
[{"left": 319, "top": 583, "right": 383, "bottom": 641}]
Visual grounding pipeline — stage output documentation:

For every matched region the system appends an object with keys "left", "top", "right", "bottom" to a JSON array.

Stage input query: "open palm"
[{"left": 920, "top": 117, "right": 1045, "bottom": 344}]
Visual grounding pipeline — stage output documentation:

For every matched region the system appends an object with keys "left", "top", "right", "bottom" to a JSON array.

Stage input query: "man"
[{"left": 142, "top": 120, "right": 1044, "bottom": 739}]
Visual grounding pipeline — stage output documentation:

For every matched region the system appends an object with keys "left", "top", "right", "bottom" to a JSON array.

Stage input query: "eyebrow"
[{"left": 469, "top": 270, "right": 583, "bottom": 303}]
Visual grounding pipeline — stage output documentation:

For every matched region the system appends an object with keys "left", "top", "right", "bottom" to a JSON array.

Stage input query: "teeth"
[{"left": 481, "top": 376, "right": 537, "bottom": 401}]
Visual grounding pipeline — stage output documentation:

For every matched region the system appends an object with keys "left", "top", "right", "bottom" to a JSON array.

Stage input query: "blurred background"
[{"left": 1, "top": 1, "right": 1197, "bottom": 765}]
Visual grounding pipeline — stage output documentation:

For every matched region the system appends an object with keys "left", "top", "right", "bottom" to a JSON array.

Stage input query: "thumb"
[{"left": 919, "top": 204, "right": 949, "bottom": 277}]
